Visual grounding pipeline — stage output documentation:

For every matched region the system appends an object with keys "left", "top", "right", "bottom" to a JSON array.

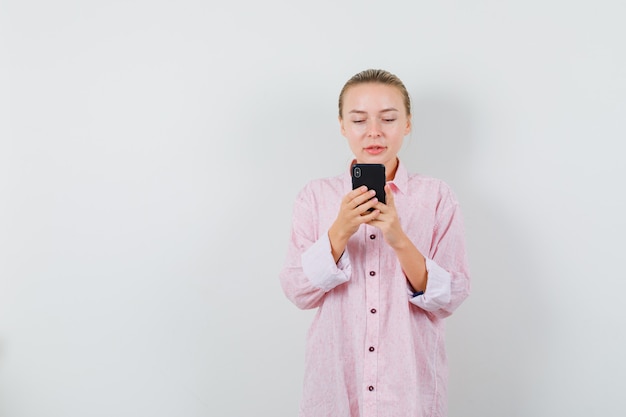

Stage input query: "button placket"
[{"left": 363, "top": 225, "right": 380, "bottom": 413}]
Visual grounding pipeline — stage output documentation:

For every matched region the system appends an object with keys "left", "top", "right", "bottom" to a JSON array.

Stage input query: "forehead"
[{"left": 343, "top": 83, "right": 405, "bottom": 111}]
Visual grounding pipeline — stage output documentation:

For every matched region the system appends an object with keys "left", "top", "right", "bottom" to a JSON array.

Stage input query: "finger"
[
  {"left": 355, "top": 196, "right": 379, "bottom": 215},
  {"left": 360, "top": 208, "right": 381, "bottom": 222},
  {"left": 341, "top": 186, "right": 364, "bottom": 205},
  {"left": 346, "top": 186, "right": 369, "bottom": 201},
  {"left": 351, "top": 190, "right": 377, "bottom": 210},
  {"left": 371, "top": 200, "right": 387, "bottom": 213}
]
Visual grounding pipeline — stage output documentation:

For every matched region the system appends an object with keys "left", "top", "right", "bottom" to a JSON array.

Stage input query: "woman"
[{"left": 280, "top": 68, "right": 470, "bottom": 417}]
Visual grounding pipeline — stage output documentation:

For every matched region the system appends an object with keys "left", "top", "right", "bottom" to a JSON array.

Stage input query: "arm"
[
  {"left": 369, "top": 185, "right": 428, "bottom": 292},
  {"left": 410, "top": 190, "right": 471, "bottom": 318},
  {"left": 389, "top": 234, "right": 428, "bottom": 293},
  {"left": 371, "top": 184, "right": 470, "bottom": 318},
  {"left": 279, "top": 190, "right": 334, "bottom": 310},
  {"left": 280, "top": 183, "right": 390, "bottom": 310},
  {"left": 328, "top": 186, "right": 380, "bottom": 262},
  {"left": 279, "top": 231, "right": 350, "bottom": 310}
]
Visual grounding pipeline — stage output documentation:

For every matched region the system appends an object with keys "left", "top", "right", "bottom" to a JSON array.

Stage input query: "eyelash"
[{"left": 352, "top": 119, "right": 396, "bottom": 124}]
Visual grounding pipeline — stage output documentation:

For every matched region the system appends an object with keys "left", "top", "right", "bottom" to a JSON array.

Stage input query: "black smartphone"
[{"left": 351, "top": 163, "right": 386, "bottom": 207}]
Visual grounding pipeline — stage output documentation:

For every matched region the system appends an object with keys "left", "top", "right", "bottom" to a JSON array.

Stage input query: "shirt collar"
[
  {"left": 388, "top": 160, "right": 408, "bottom": 194},
  {"left": 343, "top": 159, "right": 409, "bottom": 195}
]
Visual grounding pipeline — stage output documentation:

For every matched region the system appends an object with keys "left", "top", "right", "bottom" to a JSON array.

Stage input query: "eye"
[
  {"left": 383, "top": 118, "right": 396, "bottom": 123},
  {"left": 352, "top": 119, "right": 365, "bottom": 124}
]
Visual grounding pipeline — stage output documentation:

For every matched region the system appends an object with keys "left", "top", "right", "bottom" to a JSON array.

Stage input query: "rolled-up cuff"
[
  {"left": 408, "top": 258, "right": 451, "bottom": 311},
  {"left": 301, "top": 233, "right": 352, "bottom": 292}
]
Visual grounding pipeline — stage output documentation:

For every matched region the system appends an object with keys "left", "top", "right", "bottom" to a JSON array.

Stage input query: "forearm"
[
  {"left": 391, "top": 234, "right": 428, "bottom": 292},
  {"left": 328, "top": 224, "right": 350, "bottom": 263},
  {"left": 281, "top": 231, "right": 352, "bottom": 309}
]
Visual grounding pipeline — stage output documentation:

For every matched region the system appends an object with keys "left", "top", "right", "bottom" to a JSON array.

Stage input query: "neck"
[{"left": 385, "top": 158, "right": 399, "bottom": 181}]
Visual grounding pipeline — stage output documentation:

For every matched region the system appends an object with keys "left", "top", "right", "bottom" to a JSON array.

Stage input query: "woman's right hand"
[{"left": 328, "top": 186, "right": 380, "bottom": 262}]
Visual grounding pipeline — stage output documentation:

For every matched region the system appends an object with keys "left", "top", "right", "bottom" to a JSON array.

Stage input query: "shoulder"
[
  {"left": 294, "top": 172, "right": 346, "bottom": 204},
  {"left": 407, "top": 171, "right": 456, "bottom": 195},
  {"left": 405, "top": 171, "right": 460, "bottom": 208},
  {"left": 299, "top": 172, "right": 344, "bottom": 193}
]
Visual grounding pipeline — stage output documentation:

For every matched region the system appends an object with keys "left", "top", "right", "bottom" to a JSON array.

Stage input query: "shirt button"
[
  {"left": 368, "top": 386, "right": 375, "bottom": 391},
  {"left": 370, "top": 308, "right": 377, "bottom": 314},
  {"left": 370, "top": 234, "right": 376, "bottom": 240},
  {"left": 369, "top": 271, "right": 376, "bottom": 277},
  {"left": 369, "top": 346, "right": 375, "bottom": 352}
]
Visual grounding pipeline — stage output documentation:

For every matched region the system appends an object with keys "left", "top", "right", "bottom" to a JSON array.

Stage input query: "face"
[{"left": 339, "top": 83, "right": 411, "bottom": 179}]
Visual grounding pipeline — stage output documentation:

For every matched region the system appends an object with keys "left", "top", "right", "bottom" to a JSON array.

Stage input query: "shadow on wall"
[{"left": 402, "top": 94, "right": 553, "bottom": 414}]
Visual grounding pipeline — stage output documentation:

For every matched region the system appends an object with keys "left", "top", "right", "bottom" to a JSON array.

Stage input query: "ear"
[{"left": 404, "top": 116, "right": 412, "bottom": 135}]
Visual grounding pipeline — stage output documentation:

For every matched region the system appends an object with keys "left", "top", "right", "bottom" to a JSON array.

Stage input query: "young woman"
[{"left": 279, "top": 69, "right": 470, "bottom": 417}]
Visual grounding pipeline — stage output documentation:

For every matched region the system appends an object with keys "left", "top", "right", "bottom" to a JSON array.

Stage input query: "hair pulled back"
[{"left": 338, "top": 69, "right": 411, "bottom": 118}]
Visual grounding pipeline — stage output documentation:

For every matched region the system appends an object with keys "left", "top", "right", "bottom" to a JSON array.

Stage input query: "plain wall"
[{"left": 1, "top": 1, "right": 625, "bottom": 416}]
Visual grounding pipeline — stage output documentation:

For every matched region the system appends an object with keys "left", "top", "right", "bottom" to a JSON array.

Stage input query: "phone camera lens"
[{"left": 354, "top": 167, "right": 361, "bottom": 178}]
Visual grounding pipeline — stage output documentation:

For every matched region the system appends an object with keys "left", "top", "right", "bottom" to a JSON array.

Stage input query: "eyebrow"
[{"left": 348, "top": 108, "right": 399, "bottom": 114}]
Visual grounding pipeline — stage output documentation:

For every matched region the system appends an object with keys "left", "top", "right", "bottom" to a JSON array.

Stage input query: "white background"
[{"left": 1, "top": 1, "right": 625, "bottom": 416}]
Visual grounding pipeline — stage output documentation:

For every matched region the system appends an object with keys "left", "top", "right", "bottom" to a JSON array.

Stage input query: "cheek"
[
  {"left": 344, "top": 125, "right": 366, "bottom": 137},
  {"left": 393, "top": 124, "right": 409, "bottom": 136}
]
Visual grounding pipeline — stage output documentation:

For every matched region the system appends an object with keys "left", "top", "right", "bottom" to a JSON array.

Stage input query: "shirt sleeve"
[
  {"left": 301, "top": 235, "right": 352, "bottom": 292},
  {"left": 408, "top": 258, "right": 452, "bottom": 310},
  {"left": 279, "top": 185, "right": 351, "bottom": 310},
  {"left": 409, "top": 185, "right": 471, "bottom": 318}
]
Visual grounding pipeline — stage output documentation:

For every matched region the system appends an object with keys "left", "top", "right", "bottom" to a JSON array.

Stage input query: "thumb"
[{"left": 384, "top": 184, "right": 395, "bottom": 206}]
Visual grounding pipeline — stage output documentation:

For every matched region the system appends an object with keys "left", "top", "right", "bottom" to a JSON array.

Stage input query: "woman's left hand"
[
  {"left": 368, "top": 184, "right": 407, "bottom": 249},
  {"left": 370, "top": 184, "right": 428, "bottom": 291}
]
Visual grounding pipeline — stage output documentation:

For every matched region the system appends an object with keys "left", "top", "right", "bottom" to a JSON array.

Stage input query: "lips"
[{"left": 364, "top": 146, "right": 386, "bottom": 155}]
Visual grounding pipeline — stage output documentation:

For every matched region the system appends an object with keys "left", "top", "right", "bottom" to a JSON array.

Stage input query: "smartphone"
[{"left": 351, "top": 163, "right": 386, "bottom": 207}]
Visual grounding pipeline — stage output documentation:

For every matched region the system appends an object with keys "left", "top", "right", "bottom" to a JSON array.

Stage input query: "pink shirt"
[{"left": 280, "top": 161, "right": 470, "bottom": 417}]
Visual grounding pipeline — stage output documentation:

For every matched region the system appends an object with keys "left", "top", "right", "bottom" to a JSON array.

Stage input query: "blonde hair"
[{"left": 338, "top": 69, "right": 411, "bottom": 118}]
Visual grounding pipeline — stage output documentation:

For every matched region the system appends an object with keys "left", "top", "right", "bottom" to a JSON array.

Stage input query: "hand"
[
  {"left": 328, "top": 186, "right": 380, "bottom": 261},
  {"left": 370, "top": 184, "right": 428, "bottom": 292},
  {"left": 368, "top": 184, "right": 407, "bottom": 249}
]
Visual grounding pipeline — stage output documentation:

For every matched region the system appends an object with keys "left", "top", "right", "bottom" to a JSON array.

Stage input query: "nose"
[{"left": 367, "top": 120, "right": 382, "bottom": 137}]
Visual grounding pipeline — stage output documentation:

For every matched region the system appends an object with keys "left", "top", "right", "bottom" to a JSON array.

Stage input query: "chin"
[{"left": 360, "top": 154, "right": 387, "bottom": 164}]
